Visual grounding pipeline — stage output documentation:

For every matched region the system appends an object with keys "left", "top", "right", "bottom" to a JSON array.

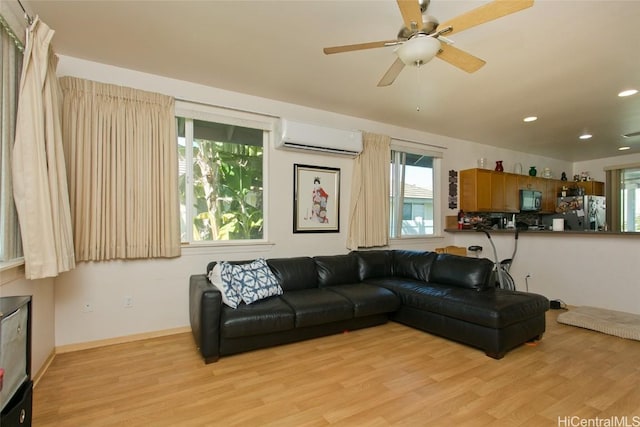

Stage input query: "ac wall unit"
[{"left": 275, "top": 119, "right": 363, "bottom": 157}]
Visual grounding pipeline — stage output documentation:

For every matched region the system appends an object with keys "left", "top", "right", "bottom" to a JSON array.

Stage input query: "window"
[
  {"left": 621, "top": 167, "right": 640, "bottom": 232},
  {"left": 390, "top": 148, "right": 439, "bottom": 238},
  {"left": 0, "top": 23, "right": 23, "bottom": 265},
  {"left": 605, "top": 165, "right": 640, "bottom": 232},
  {"left": 177, "top": 105, "right": 271, "bottom": 244}
]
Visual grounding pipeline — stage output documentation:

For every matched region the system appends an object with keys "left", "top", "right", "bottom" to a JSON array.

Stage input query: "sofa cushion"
[
  {"left": 209, "top": 263, "right": 242, "bottom": 308},
  {"left": 369, "top": 278, "right": 548, "bottom": 329},
  {"left": 392, "top": 250, "right": 437, "bottom": 282},
  {"left": 433, "top": 288, "right": 549, "bottom": 328},
  {"left": 352, "top": 250, "right": 394, "bottom": 281},
  {"left": 224, "top": 259, "right": 283, "bottom": 305},
  {"left": 220, "top": 296, "right": 295, "bottom": 338},
  {"left": 267, "top": 257, "right": 318, "bottom": 291},
  {"left": 364, "top": 277, "right": 446, "bottom": 308},
  {"left": 280, "top": 289, "right": 354, "bottom": 327},
  {"left": 429, "top": 253, "right": 493, "bottom": 290},
  {"left": 314, "top": 254, "right": 360, "bottom": 287},
  {"left": 327, "top": 284, "right": 400, "bottom": 318}
]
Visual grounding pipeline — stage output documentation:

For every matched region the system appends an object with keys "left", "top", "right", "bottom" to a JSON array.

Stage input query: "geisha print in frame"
[{"left": 293, "top": 164, "right": 340, "bottom": 233}]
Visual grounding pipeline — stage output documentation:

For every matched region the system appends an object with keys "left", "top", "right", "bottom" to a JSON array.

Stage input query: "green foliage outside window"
[{"left": 179, "top": 117, "right": 264, "bottom": 242}]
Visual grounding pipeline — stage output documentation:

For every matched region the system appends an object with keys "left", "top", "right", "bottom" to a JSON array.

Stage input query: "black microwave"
[{"left": 520, "top": 189, "right": 542, "bottom": 211}]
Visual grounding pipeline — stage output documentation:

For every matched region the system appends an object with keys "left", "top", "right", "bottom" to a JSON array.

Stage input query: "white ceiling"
[{"left": 24, "top": 0, "right": 640, "bottom": 162}]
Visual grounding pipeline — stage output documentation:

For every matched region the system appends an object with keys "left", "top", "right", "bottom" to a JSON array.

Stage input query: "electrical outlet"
[
  {"left": 124, "top": 296, "right": 134, "bottom": 309},
  {"left": 82, "top": 303, "right": 93, "bottom": 313}
]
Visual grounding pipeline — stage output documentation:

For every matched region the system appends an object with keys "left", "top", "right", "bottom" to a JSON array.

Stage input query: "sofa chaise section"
[{"left": 355, "top": 250, "right": 549, "bottom": 359}]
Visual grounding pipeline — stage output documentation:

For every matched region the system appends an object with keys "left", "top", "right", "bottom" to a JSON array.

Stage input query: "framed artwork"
[
  {"left": 293, "top": 164, "right": 340, "bottom": 233},
  {"left": 448, "top": 169, "right": 458, "bottom": 209}
]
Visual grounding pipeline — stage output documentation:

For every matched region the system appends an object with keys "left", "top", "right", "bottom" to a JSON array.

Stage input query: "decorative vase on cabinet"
[
  {"left": 495, "top": 161, "right": 504, "bottom": 172},
  {"left": 529, "top": 166, "right": 537, "bottom": 177}
]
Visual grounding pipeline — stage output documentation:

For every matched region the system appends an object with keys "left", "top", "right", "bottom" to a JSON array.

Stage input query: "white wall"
[
  {"left": 49, "top": 56, "right": 574, "bottom": 346},
  {"left": 574, "top": 152, "right": 640, "bottom": 182},
  {"left": 27, "top": 54, "right": 632, "bottom": 351},
  {"left": 452, "top": 232, "right": 640, "bottom": 315}
]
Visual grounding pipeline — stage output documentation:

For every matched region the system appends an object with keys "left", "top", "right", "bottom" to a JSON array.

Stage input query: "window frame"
[
  {"left": 0, "top": 17, "right": 25, "bottom": 274},
  {"left": 389, "top": 140, "right": 442, "bottom": 240},
  {"left": 175, "top": 101, "right": 275, "bottom": 247},
  {"left": 620, "top": 167, "right": 640, "bottom": 232},
  {"left": 605, "top": 163, "right": 640, "bottom": 233}
]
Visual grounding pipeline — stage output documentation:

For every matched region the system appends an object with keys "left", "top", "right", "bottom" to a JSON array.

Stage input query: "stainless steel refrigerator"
[{"left": 555, "top": 195, "right": 606, "bottom": 231}]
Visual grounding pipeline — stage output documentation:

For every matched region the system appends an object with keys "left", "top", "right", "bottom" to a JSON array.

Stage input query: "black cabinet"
[
  {"left": 1, "top": 296, "right": 32, "bottom": 426},
  {"left": 2, "top": 380, "right": 32, "bottom": 426}
]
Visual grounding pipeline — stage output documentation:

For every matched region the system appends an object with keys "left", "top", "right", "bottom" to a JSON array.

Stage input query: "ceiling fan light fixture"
[
  {"left": 622, "top": 131, "right": 640, "bottom": 138},
  {"left": 618, "top": 89, "right": 638, "bottom": 97},
  {"left": 396, "top": 36, "right": 441, "bottom": 66}
]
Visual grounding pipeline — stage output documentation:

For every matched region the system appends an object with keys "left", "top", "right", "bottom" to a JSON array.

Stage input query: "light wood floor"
[{"left": 33, "top": 310, "right": 640, "bottom": 426}]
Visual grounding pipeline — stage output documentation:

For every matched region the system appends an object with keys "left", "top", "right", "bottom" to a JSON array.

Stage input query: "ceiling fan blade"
[
  {"left": 396, "top": 0, "right": 424, "bottom": 32},
  {"left": 437, "top": 0, "right": 534, "bottom": 36},
  {"left": 378, "top": 57, "right": 406, "bottom": 87},
  {"left": 323, "top": 40, "right": 400, "bottom": 55},
  {"left": 436, "top": 44, "right": 486, "bottom": 73}
]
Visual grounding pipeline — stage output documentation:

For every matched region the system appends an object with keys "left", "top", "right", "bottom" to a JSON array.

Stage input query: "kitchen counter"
[{"left": 444, "top": 228, "right": 640, "bottom": 236}]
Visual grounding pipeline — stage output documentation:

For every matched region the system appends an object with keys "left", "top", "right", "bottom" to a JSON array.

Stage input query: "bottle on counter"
[{"left": 457, "top": 210, "right": 464, "bottom": 230}]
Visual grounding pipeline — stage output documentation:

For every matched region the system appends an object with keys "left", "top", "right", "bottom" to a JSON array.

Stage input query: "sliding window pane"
[{"left": 621, "top": 168, "right": 640, "bottom": 232}]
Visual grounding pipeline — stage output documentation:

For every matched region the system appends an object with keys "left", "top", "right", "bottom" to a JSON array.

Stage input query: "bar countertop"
[{"left": 444, "top": 228, "right": 639, "bottom": 236}]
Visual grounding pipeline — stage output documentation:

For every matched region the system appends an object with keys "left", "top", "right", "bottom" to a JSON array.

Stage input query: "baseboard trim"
[
  {"left": 33, "top": 349, "right": 56, "bottom": 388},
  {"left": 55, "top": 326, "right": 191, "bottom": 354}
]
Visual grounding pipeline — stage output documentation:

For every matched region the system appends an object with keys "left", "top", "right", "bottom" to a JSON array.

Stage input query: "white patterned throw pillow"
[
  {"left": 209, "top": 263, "right": 242, "bottom": 309},
  {"left": 228, "top": 258, "right": 283, "bottom": 305}
]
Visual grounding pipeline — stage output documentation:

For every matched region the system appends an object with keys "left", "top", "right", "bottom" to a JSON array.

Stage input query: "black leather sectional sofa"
[{"left": 189, "top": 250, "right": 549, "bottom": 363}]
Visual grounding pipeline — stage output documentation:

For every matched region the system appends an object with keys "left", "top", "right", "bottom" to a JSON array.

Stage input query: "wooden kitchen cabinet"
[
  {"left": 460, "top": 168, "right": 565, "bottom": 213},
  {"left": 542, "top": 179, "right": 561, "bottom": 213},
  {"left": 517, "top": 175, "right": 534, "bottom": 190},
  {"left": 504, "top": 173, "right": 519, "bottom": 212},
  {"left": 490, "top": 173, "right": 505, "bottom": 211},
  {"left": 460, "top": 169, "right": 518, "bottom": 213},
  {"left": 573, "top": 180, "right": 605, "bottom": 196},
  {"left": 460, "top": 168, "right": 492, "bottom": 212}
]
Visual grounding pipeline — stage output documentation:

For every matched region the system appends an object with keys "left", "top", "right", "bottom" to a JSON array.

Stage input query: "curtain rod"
[
  {"left": 391, "top": 137, "right": 448, "bottom": 150},
  {"left": 17, "top": 0, "right": 33, "bottom": 25},
  {"left": 0, "top": 12, "right": 24, "bottom": 52}
]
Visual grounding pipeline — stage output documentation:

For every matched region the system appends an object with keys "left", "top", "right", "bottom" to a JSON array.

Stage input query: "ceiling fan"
[{"left": 323, "top": 0, "right": 534, "bottom": 87}]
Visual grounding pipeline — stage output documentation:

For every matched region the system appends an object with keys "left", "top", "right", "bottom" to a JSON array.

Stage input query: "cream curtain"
[
  {"left": 59, "top": 77, "right": 180, "bottom": 261},
  {"left": 12, "top": 17, "right": 75, "bottom": 278},
  {"left": 347, "top": 132, "right": 391, "bottom": 249}
]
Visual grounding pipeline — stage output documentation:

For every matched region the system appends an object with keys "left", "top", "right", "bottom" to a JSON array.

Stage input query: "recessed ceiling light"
[
  {"left": 618, "top": 146, "right": 631, "bottom": 151},
  {"left": 579, "top": 133, "right": 592, "bottom": 140},
  {"left": 523, "top": 116, "right": 537, "bottom": 122},
  {"left": 618, "top": 89, "right": 638, "bottom": 97}
]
